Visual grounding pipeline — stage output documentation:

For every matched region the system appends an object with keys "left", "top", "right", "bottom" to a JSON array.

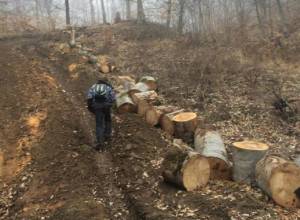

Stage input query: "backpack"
[{"left": 93, "top": 84, "right": 110, "bottom": 102}]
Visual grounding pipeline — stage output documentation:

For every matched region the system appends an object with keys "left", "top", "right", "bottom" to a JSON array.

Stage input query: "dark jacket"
[{"left": 87, "top": 81, "right": 116, "bottom": 113}]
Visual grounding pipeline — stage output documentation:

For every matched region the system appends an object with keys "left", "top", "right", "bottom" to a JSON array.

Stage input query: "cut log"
[
  {"left": 173, "top": 112, "right": 198, "bottom": 142},
  {"left": 256, "top": 155, "right": 300, "bottom": 208},
  {"left": 117, "top": 75, "right": 136, "bottom": 91},
  {"left": 145, "top": 105, "right": 178, "bottom": 126},
  {"left": 97, "top": 55, "right": 115, "bottom": 74},
  {"left": 139, "top": 76, "right": 157, "bottom": 90},
  {"left": 194, "top": 130, "right": 231, "bottom": 180},
  {"left": 137, "top": 100, "right": 152, "bottom": 117},
  {"left": 128, "top": 82, "right": 149, "bottom": 97},
  {"left": 160, "top": 109, "right": 185, "bottom": 136},
  {"left": 116, "top": 93, "right": 136, "bottom": 113},
  {"left": 162, "top": 148, "right": 210, "bottom": 191},
  {"left": 131, "top": 91, "right": 158, "bottom": 105},
  {"left": 232, "top": 140, "right": 269, "bottom": 184}
]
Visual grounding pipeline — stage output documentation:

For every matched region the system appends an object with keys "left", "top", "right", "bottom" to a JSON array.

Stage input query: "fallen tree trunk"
[
  {"left": 232, "top": 140, "right": 269, "bottom": 184},
  {"left": 145, "top": 105, "right": 179, "bottom": 127},
  {"left": 160, "top": 109, "right": 185, "bottom": 136},
  {"left": 139, "top": 76, "right": 157, "bottom": 90},
  {"left": 131, "top": 90, "right": 158, "bottom": 105},
  {"left": 173, "top": 112, "right": 198, "bottom": 142},
  {"left": 194, "top": 130, "right": 231, "bottom": 180},
  {"left": 116, "top": 92, "right": 136, "bottom": 113},
  {"left": 128, "top": 82, "right": 149, "bottom": 97},
  {"left": 162, "top": 148, "right": 210, "bottom": 191},
  {"left": 256, "top": 155, "right": 300, "bottom": 208}
]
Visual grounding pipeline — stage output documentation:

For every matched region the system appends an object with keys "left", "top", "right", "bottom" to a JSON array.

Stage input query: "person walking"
[{"left": 87, "top": 77, "right": 116, "bottom": 151}]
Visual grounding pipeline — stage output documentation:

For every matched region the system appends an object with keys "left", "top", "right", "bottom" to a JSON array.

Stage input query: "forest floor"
[{"left": 0, "top": 22, "right": 300, "bottom": 219}]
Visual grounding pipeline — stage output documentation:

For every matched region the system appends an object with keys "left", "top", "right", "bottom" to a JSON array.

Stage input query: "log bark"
[
  {"left": 131, "top": 91, "right": 158, "bottom": 105},
  {"left": 97, "top": 56, "right": 114, "bottom": 73},
  {"left": 117, "top": 75, "right": 136, "bottom": 91},
  {"left": 137, "top": 100, "right": 152, "bottom": 117},
  {"left": 116, "top": 93, "right": 136, "bottom": 113},
  {"left": 256, "top": 155, "right": 300, "bottom": 208},
  {"left": 128, "top": 82, "right": 149, "bottom": 97},
  {"left": 162, "top": 148, "right": 210, "bottom": 191},
  {"left": 139, "top": 76, "right": 157, "bottom": 90},
  {"left": 232, "top": 140, "right": 269, "bottom": 184},
  {"left": 160, "top": 109, "right": 185, "bottom": 136},
  {"left": 173, "top": 112, "right": 198, "bottom": 142},
  {"left": 145, "top": 105, "right": 175, "bottom": 126},
  {"left": 194, "top": 130, "right": 231, "bottom": 180}
]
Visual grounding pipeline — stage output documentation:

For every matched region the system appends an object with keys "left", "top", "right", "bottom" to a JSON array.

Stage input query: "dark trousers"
[{"left": 95, "top": 108, "right": 112, "bottom": 144}]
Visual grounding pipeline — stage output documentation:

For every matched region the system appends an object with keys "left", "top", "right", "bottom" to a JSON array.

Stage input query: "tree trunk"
[
  {"left": 137, "top": 0, "right": 146, "bottom": 24},
  {"left": 34, "top": 0, "right": 41, "bottom": 29},
  {"left": 116, "top": 93, "right": 136, "bottom": 113},
  {"left": 173, "top": 112, "right": 198, "bottom": 142},
  {"left": 177, "top": 0, "right": 185, "bottom": 34},
  {"left": 126, "top": 0, "right": 131, "bottom": 20},
  {"left": 166, "top": 0, "right": 172, "bottom": 28},
  {"left": 194, "top": 130, "right": 231, "bottom": 180},
  {"left": 65, "top": 0, "right": 71, "bottom": 26},
  {"left": 275, "top": 0, "right": 289, "bottom": 36},
  {"left": 89, "top": 0, "right": 96, "bottom": 25},
  {"left": 254, "top": 0, "right": 265, "bottom": 37},
  {"left": 100, "top": 0, "right": 107, "bottom": 24},
  {"left": 231, "top": 140, "right": 269, "bottom": 184},
  {"left": 256, "top": 155, "right": 300, "bottom": 208},
  {"left": 162, "top": 148, "right": 210, "bottom": 191}
]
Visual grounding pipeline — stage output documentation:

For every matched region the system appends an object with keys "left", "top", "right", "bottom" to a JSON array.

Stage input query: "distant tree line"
[{"left": 0, "top": 0, "right": 299, "bottom": 40}]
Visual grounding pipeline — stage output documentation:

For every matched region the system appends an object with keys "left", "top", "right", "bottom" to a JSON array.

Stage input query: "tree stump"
[
  {"left": 194, "top": 130, "right": 231, "bottom": 180},
  {"left": 162, "top": 148, "right": 210, "bottom": 191},
  {"left": 256, "top": 155, "right": 300, "bottom": 208},
  {"left": 231, "top": 140, "right": 269, "bottom": 184},
  {"left": 116, "top": 93, "right": 136, "bottom": 113},
  {"left": 139, "top": 76, "right": 157, "bottom": 90},
  {"left": 173, "top": 112, "right": 198, "bottom": 143}
]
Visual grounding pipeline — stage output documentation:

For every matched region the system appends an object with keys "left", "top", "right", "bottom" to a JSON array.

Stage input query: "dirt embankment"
[{"left": 0, "top": 22, "right": 300, "bottom": 220}]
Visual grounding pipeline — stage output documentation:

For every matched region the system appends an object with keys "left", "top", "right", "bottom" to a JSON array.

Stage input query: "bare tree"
[
  {"left": 126, "top": 0, "right": 131, "bottom": 20},
  {"left": 89, "top": 0, "right": 96, "bottom": 25},
  {"left": 254, "top": 0, "right": 266, "bottom": 37},
  {"left": 100, "top": 0, "right": 107, "bottom": 24},
  {"left": 275, "top": 0, "right": 289, "bottom": 36},
  {"left": 166, "top": 0, "right": 172, "bottom": 28},
  {"left": 44, "top": 0, "right": 55, "bottom": 31},
  {"left": 137, "top": 0, "right": 146, "bottom": 24},
  {"left": 177, "top": 0, "right": 185, "bottom": 34},
  {"left": 65, "top": 0, "right": 70, "bottom": 26}
]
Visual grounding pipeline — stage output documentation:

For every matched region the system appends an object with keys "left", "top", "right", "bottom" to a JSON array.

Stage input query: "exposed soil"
[{"left": 0, "top": 23, "right": 300, "bottom": 219}]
